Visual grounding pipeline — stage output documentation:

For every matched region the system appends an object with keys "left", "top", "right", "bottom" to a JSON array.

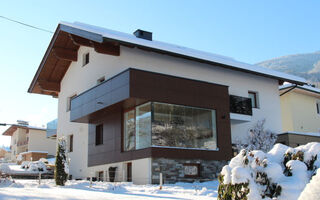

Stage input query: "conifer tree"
[{"left": 55, "top": 137, "right": 68, "bottom": 186}]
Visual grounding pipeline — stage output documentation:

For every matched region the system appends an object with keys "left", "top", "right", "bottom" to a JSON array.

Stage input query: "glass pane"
[
  {"left": 136, "top": 103, "right": 151, "bottom": 149},
  {"left": 124, "top": 110, "right": 135, "bottom": 151},
  {"left": 152, "top": 102, "right": 217, "bottom": 150},
  {"left": 248, "top": 93, "right": 256, "bottom": 108}
]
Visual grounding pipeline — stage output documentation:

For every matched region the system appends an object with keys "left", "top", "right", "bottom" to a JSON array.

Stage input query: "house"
[
  {"left": 277, "top": 84, "right": 320, "bottom": 147},
  {"left": 0, "top": 148, "right": 8, "bottom": 159},
  {"left": 28, "top": 22, "right": 305, "bottom": 184},
  {"left": 2, "top": 120, "right": 56, "bottom": 162}
]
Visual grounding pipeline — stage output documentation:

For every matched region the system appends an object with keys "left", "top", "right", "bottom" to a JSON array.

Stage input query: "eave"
[{"left": 28, "top": 22, "right": 306, "bottom": 97}]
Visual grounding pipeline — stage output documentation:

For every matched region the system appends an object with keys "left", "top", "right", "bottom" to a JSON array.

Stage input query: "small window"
[
  {"left": 97, "top": 76, "right": 105, "bottom": 85},
  {"left": 83, "top": 53, "right": 90, "bottom": 66},
  {"left": 66, "top": 94, "right": 77, "bottom": 112},
  {"left": 98, "top": 171, "right": 104, "bottom": 182},
  {"left": 248, "top": 91, "right": 259, "bottom": 108},
  {"left": 69, "top": 135, "right": 73, "bottom": 152},
  {"left": 316, "top": 101, "right": 320, "bottom": 114},
  {"left": 95, "top": 124, "right": 103, "bottom": 145}
]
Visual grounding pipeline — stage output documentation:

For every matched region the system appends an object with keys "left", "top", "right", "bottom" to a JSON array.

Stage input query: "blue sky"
[{"left": 0, "top": 0, "right": 319, "bottom": 146}]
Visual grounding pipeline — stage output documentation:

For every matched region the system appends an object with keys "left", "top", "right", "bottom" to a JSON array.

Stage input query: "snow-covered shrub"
[
  {"left": 298, "top": 168, "right": 320, "bottom": 200},
  {"left": 21, "top": 161, "right": 30, "bottom": 169},
  {"left": 218, "top": 142, "right": 320, "bottom": 200},
  {"left": 0, "top": 163, "right": 10, "bottom": 174},
  {"left": 55, "top": 137, "right": 68, "bottom": 186},
  {"left": 27, "top": 161, "right": 47, "bottom": 172},
  {"left": 237, "top": 119, "right": 277, "bottom": 152}
]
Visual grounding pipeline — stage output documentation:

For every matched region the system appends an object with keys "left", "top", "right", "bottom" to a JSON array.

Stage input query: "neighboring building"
[
  {"left": 2, "top": 120, "right": 56, "bottom": 162},
  {"left": 278, "top": 84, "right": 320, "bottom": 147},
  {"left": 28, "top": 22, "right": 305, "bottom": 184},
  {"left": 0, "top": 148, "right": 8, "bottom": 159}
]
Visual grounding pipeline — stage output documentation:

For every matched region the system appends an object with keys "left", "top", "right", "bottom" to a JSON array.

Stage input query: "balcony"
[
  {"left": 47, "top": 119, "right": 57, "bottom": 138},
  {"left": 229, "top": 95, "right": 252, "bottom": 123},
  {"left": 70, "top": 68, "right": 230, "bottom": 124},
  {"left": 17, "top": 140, "right": 28, "bottom": 147}
]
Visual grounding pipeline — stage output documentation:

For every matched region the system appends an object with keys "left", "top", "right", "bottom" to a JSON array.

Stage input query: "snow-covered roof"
[
  {"left": 2, "top": 124, "right": 46, "bottom": 136},
  {"left": 59, "top": 21, "right": 306, "bottom": 84},
  {"left": 279, "top": 83, "right": 320, "bottom": 95},
  {"left": 20, "top": 151, "right": 48, "bottom": 155},
  {"left": 278, "top": 131, "right": 320, "bottom": 137}
]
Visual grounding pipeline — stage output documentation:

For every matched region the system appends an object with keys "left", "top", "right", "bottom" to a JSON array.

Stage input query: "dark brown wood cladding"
[{"left": 83, "top": 68, "right": 232, "bottom": 167}]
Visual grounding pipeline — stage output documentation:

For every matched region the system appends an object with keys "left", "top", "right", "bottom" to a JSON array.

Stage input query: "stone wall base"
[{"left": 151, "top": 158, "right": 228, "bottom": 184}]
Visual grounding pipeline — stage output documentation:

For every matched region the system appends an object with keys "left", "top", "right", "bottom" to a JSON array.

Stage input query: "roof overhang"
[
  {"left": 28, "top": 24, "right": 120, "bottom": 96},
  {"left": 2, "top": 125, "right": 46, "bottom": 136},
  {"left": 29, "top": 22, "right": 307, "bottom": 97},
  {"left": 280, "top": 84, "right": 320, "bottom": 97}
]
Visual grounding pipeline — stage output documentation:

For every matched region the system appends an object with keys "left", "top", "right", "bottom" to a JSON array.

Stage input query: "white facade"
[{"left": 57, "top": 45, "right": 282, "bottom": 181}]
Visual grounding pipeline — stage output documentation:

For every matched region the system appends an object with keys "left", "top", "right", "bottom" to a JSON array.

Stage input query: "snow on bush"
[
  {"left": 27, "top": 161, "right": 47, "bottom": 172},
  {"left": 20, "top": 161, "right": 47, "bottom": 172},
  {"left": 218, "top": 142, "right": 320, "bottom": 200},
  {"left": 298, "top": 168, "right": 320, "bottom": 200},
  {"left": 0, "top": 163, "right": 11, "bottom": 174}
]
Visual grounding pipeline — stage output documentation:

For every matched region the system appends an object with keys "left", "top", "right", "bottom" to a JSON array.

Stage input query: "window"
[
  {"left": 317, "top": 101, "right": 320, "bottom": 114},
  {"left": 66, "top": 94, "right": 77, "bottom": 112},
  {"left": 248, "top": 91, "right": 259, "bottom": 108},
  {"left": 95, "top": 124, "right": 103, "bottom": 145},
  {"left": 83, "top": 52, "right": 89, "bottom": 66},
  {"left": 97, "top": 76, "right": 105, "bottom": 85},
  {"left": 69, "top": 135, "right": 73, "bottom": 152},
  {"left": 124, "top": 110, "right": 135, "bottom": 151},
  {"left": 123, "top": 102, "right": 217, "bottom": 151},
  {"left": 97, "top": 171, "right": 104, "bottom": 182}
]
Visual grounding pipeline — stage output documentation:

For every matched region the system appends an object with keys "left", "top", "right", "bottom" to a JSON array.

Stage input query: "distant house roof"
[
  {"left": 2, "top": 124, "right": 46, "bottom": 136},
  {"left": 279, "top": 83, "right": 320, "bottom": 96},
  {"left": 28, "top": 21, "right": 306, "bottom": 96}
]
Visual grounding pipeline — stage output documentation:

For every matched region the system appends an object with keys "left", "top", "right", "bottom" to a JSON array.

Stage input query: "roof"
[
  {"left": 278, "top": 131, "right": 320, "bottom": 137},
  {"left": 28, "top": 21, "right": 306, "bottom": 96},
  {"left": 279, "top": 83, "right": 320, "bottom": 95},
  {"left": 2, "top": 124, "right": 46, "bottom": 136}
]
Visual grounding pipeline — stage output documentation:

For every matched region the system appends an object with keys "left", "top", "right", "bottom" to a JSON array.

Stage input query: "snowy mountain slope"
[{"left": 257, "top": 51, "right": 320, "bottom": 87}]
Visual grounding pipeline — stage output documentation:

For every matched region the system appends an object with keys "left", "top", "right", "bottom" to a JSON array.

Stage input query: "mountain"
[{"left": 257, "top": 51, "right": 320, "bottom": 87}]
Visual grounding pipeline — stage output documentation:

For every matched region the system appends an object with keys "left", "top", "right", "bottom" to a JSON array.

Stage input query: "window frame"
[
  {"left": 82, "top": 52, "right": 90, "bottom": 67},
  {"left": 248, "top": 91, "right": 259, "bottom": 109},
  {"left": 66, "top": 94, "right": 77, "bottom": 112},
  {"left": 122, "top": 108, "right": 136, "bottom": 152},
  {"left": 95, "top": 124, "right": 104, "bottom": 146}
]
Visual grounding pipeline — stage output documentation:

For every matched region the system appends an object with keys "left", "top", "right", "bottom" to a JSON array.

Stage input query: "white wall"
[
  {"left": 57, "top": 45, "right": 283, "bottom": 179},
  {"left": 28, "top": 129, "right": 56, "bottom": 156},
  {"left": 86, "top": 158, "right": 152, "bottom": 184}
]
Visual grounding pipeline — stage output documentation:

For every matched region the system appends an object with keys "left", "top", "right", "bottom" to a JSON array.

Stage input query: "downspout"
[{"left": 280, "top": 84, "right": 297, "bottom": 96}]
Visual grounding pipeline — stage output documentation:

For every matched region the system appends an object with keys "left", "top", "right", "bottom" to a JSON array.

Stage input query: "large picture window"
[{"left": 123, "top": 102, "right": 217, "bottom": 151}]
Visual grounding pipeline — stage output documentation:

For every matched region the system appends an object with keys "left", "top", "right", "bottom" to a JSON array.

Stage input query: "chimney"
[{"left": 133, "top": 29, "right": 152, "bottom": 41}]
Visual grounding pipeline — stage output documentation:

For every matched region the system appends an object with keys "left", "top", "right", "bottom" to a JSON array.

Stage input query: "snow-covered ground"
[{"left": 0, "top": 179, "right": 218, "bottom": 200}]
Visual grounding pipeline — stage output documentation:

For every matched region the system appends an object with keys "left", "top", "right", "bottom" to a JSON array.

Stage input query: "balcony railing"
[
  {"left": 47, "top": 119, "right": 57, "bottom": 138},
  {"left": 230, "top": 95, "right": 252, "bottom": 116}
]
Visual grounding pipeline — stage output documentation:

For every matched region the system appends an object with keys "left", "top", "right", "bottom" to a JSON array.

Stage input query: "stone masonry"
[{"left": 151, "top": 158, "right": 228, "bottom": 184}]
